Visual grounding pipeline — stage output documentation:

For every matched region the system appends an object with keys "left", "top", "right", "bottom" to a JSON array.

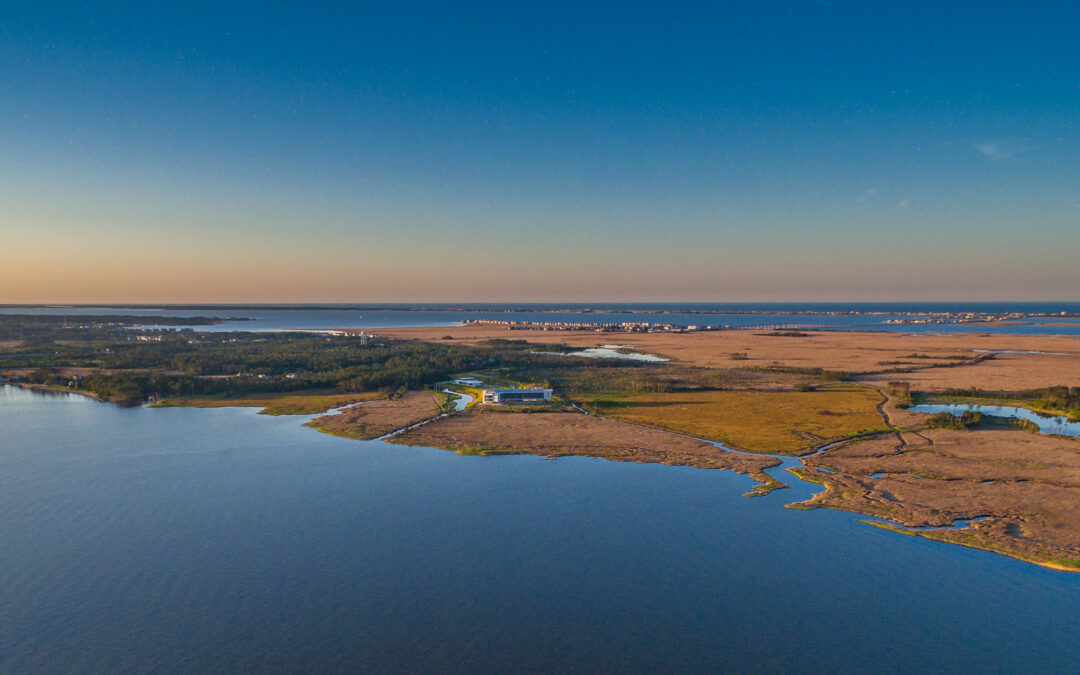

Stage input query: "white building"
[
  {"left": 453, "top": 377, "right": 483, "bottom": 387},
  {"left": 482, "top": 388, "right": 553, "bottom": 404}
]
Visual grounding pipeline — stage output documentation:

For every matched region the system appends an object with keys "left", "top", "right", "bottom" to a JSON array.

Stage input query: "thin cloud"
[
  {"left": 853, "top": 188, "right": 877, "bottom": 204},
  {"left": 976, "top": 141, "right": 1012, "bottom": 160},
  {"left": 896, "top": 199, "right": 911, "bottom": 209}
]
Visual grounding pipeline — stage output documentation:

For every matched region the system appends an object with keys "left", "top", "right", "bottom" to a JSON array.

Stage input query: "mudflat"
[{"left": 387, "top": 409, "right": 784, "bottom": 494}]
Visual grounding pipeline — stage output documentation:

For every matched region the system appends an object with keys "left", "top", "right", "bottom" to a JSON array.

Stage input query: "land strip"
[
  {"left": 5, "top": 312, "right": 1080, "bottom": 571},
  {"left": 306, "top": 391, "right": 445, "bottom": 440},
  {"left": 387, "top": 408, "right": 785, "bottom": 495}
]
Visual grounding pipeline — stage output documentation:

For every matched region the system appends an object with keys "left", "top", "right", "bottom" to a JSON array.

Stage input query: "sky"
[{"left": 2, "top": 1, "right": 1078, "bottom": 303}]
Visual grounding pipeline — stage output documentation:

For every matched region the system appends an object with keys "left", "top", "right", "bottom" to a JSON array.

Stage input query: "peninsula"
[{"left": 2, "top": 313, "right": 1078, "bottom": 571}]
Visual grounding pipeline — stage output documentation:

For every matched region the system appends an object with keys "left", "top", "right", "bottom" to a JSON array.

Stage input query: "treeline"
[
  {"left": 0, "top": 314, "right": 221, "bottom": 341},
  {"left": 22, "top": 368, "right": 217, "bottom": 401},
  {"left": 101, "top": 336, "right": 484, "bottom": 377},
  {"left": 1012, "top": 386, "right": 1080, "bottom": 412},
  {"left": 756, "top": 365, "right": 851, "bottom": 381},
  {"left": 939, "top": 386, "right": 1080, "bottom": 416},
  {"left": 2, "top": 317, "right": 902, "bottom": 404},
  {"left": 17, "top": 336, "right": 498, "bottom": 400},
  {"left": 8, "top": 327, "right": 681, "bottom": 402},
  {"left": 0, "top": 314, "right": 226, "bottom": 360},
  {"left": 876, "top": 352, "right": 995, "bottom": 375}
]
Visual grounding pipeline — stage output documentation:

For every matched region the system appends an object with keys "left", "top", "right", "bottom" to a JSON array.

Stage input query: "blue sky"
[{"left": 2, "top": 1, "right": 1078, "bottom": 302}]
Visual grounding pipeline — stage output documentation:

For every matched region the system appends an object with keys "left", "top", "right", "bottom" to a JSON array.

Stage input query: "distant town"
[{"left": 460, "top": 310, "right": 1073, "bottom": 334}]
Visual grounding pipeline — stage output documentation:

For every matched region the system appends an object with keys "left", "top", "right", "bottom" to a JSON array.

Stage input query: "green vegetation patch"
[{"left": 926, "top": 410, "right": 984, "bottom": 430}]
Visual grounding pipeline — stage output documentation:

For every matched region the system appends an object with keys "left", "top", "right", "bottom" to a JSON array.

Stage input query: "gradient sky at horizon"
[{"left": 2, "top": 1, "right": 1078, "bottom": 303}]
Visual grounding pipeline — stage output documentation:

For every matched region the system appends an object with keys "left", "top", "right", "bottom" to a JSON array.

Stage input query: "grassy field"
[
  {"left": 575, "top": 385, "right": 887, "bottom": 455},
  {"left": 152, "top": 391, "right": 387, "bottom": 415}
]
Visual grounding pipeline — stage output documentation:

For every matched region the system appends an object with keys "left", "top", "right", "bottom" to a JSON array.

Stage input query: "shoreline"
[
  {"left": 862, "top": 521, "right": 1080, "bottom": 573},
  {"left": 6, "top": 382, "right": 107, "bottom": 403},
  {"left": 5, "top": 321, "right": 1079, "bottom": 573},
  {"left": 6, "top": 380, "right": 1078, "bottom": 572}
]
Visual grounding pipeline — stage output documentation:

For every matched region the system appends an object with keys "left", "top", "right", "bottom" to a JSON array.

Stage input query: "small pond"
[
  {"left": 908, "top": 404, "right": 1080, "bottom": 437},
  {"left": 547, "top": 344, "right": 668, "bottom": 362}
]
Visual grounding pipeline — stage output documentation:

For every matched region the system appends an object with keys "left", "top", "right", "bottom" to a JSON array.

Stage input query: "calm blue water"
[
  {"left": 3, "top": 303, "right": 1080, "bottom": 336},
  {"left": 2, "top": 385, "right": 1079, "bottom": 673}
]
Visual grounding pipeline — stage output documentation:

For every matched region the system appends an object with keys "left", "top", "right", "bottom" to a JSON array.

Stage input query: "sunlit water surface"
[
  {"left": 2, "top": 385, "right": 1079, "bottom": 673},
  {"left": 4, "top": 302, "right": 1080, "bottom": 336}
]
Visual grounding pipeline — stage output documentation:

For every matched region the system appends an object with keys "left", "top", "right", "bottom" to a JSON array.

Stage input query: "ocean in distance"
[
  {"left": 3, "top": 302, "right": 1080, "bottom": 336},
  {"left": 2, "top": 384, "right": 1079, "bottom": 673}
]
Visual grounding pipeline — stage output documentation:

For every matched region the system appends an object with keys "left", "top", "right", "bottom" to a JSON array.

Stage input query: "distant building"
[
  {"left": 482, "top": 388, "right": 553, "bottom": 404},
  {"left": 454, "top": 377, "right": 483, "bottom": 387}
]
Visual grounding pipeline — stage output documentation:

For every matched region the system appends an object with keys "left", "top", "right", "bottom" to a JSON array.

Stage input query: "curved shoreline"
[
  {"left": 9, "top": 381, "right": 1076, "bottom": 573},
  {"left": 7, "top": 382, "right": 106, "bottom": 403},
  {"left": 571, "top": 391, "right": 1080, "bottom": 572}
]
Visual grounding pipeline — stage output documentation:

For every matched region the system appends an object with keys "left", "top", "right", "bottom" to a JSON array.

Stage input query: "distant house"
[
  {"left": 482, "top": 388, "right": 553, "bottom": 404},
  {"left": 454, "top": 377, "right": 483, "bottom": 387}
]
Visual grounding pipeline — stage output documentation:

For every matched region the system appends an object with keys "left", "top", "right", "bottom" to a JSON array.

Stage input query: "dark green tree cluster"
[
  {"left": 939, "top": 386, "right": 1080, "bottom": 419},
  {"left": 926, "top": 411, "right": 984, "bottom": 429}
]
